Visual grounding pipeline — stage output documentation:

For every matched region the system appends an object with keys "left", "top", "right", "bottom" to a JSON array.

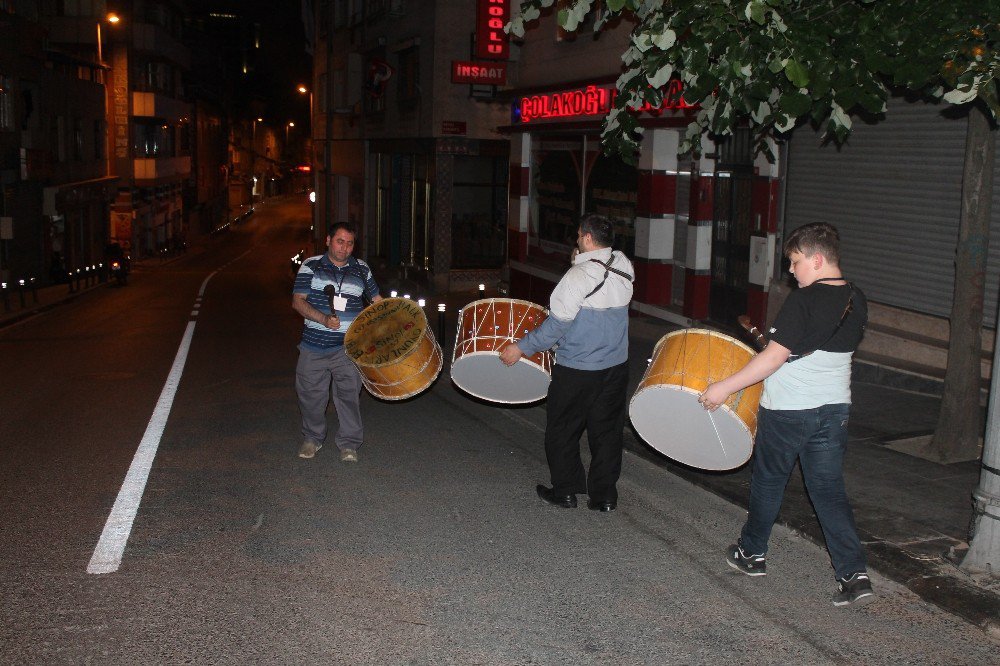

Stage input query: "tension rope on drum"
[{"left": 584, "top": 253, "right": 633, "bottom": 299}]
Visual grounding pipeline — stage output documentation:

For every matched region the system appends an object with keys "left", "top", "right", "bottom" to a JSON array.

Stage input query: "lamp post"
[{"left": 285, "top": 121, "right": 295, "bottom": 159}]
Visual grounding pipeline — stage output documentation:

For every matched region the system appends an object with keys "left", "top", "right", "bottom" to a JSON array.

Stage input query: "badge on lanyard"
[{"left": 332, "top": 270, "right": 348, "bottom": 312}]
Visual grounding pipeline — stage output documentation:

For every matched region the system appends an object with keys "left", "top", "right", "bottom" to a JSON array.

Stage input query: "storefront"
[
  {"left": 367, "top": 137, "right": 509, "bottom": 293},
  {"left": 504, "top": 77, "right": 781, "bottom": 327}
]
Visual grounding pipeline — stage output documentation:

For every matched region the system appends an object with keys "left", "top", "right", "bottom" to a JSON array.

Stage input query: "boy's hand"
[{"left": 698, "top": 383, "right": 730, "bottom": 411}]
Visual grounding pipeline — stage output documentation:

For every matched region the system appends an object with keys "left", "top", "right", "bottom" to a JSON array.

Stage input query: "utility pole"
[
  {"left": 962, "top": 113, "right": 998, "bottom": 576},
  {"left": 322, "top": 2, "right": 334, "bottom": 251}
]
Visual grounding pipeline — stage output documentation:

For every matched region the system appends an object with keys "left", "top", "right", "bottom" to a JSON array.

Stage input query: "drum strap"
[
  {"left": 787, "top": 278, "right": 855, "bottom": 363},
  {"left": 584, "top": 253, "right": 633, "bottom": 299}
]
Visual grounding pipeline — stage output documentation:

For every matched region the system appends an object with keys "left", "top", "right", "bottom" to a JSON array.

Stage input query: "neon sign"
[
  {"left": 514, "top": 80, "right": 693, "bottom": 123},
  {"left": 476, "top": 0, "right": 509, "bottom": 60}
]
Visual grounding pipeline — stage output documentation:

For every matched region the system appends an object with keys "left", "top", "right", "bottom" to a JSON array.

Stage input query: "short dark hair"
[
  {"left": 328, "top": 221, "right": 357, "bottom": 238},
  {"left": 784, "top": 222, "right": 841, "bottom": 265},
  {"left": 578, "top": 213, "right": 615, "bottom": 248}
]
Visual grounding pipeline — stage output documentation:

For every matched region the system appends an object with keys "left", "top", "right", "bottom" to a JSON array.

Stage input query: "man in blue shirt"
[
  {"left": 292, "top": 222, "right": 382, "bottom": 462},
  {"left": 500, "top": 214, "right": 634, "bottom": 511}
]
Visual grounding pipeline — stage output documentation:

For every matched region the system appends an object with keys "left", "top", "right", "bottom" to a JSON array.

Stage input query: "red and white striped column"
[
  {"left": 683, "top": 134, "right": 716, "bottom": 320},
  {"left": 507, "top": 132, "right": 532, "bottom": 296},
  {"left": 746, "top": 139, "right": 781, "bottom": 328},
  {"left": 633, "top": 129, "right": 681, "bottom": 307}
]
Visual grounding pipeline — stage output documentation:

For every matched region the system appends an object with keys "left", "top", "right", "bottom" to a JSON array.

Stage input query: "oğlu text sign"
[{"left": 476, "top": 0, "right": 510, "bottom": 60}]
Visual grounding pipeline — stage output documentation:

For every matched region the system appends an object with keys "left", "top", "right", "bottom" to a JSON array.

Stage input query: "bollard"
[
  {"left": 478, "top": 283, "right": 486, "bottom": 300},
  {"left": 1, "top": 281, "right": 9, "bottom": 312},
  {"left": 75, "top": 268, "right": 82, "bottom": 292},
  {"left": 437, "top": 303, "right": 446, "bottom": 349},
  {"left": 29, "top": 276, "right": 38, "bottom": 303},
  {"left": 17, "top": 278, "right": 26, "bottom": 308}
]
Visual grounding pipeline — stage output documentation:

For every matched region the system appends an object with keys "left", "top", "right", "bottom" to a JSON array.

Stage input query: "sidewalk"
[
  {"left": 622, "top": 313, "right": 1000, "bottom": 634},
  {"left": 7, "top": 276, "right": 999, "bottom": 633},
  {"left": 437, "top": 290, "right": 1000, "bottom": 633}
]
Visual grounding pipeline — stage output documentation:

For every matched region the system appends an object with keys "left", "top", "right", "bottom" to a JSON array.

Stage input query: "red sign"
[
  {"left": 476, "top": 0, "right": 509, "bottom": 60},
  {"left": 515, "top": 80, "right": 694, "bottom": 123},
  {"left": 452, "top": 60, "right": 508, "bottom": 86},
  {"left": 441, "top": 121, "right": 467, "bottom": 135}
]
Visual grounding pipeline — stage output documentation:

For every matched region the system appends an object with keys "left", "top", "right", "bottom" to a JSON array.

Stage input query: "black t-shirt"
[{"left": 769, "top": 282, "right": 868, "bottom": 357}]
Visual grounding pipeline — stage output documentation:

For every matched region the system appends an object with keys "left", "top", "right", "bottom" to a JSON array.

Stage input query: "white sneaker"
[{"left": 340, "top": 448, "right": 358, "bottom": 463}]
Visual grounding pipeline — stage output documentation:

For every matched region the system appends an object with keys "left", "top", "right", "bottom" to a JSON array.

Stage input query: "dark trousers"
[
  {"left": 740, "top": 404, "right": 867, "bottom": 580},
  {"left": 544, "top": 361, "right": 629, "bottom": 502}
]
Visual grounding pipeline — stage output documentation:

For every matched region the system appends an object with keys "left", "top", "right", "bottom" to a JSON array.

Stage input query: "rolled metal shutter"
[{"left": 785, "top": 95, "right": 1000, "bottom": 326}]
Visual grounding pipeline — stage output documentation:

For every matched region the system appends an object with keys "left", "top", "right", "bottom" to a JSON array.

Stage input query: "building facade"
[
  {"left": 0, "top": 1, "right": 117, "bottom": 286},
  {"left": 103, "top": 0, "right": 192, "bottom": 258},
  {"left": 311, "top": 0, "right": 512, "bottom": 292}
]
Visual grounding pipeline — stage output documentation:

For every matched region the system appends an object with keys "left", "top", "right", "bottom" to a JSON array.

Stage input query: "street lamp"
[
  {"left": 96, "top": 13, "right": 121, "bottom": 65},
  {"left": 286, "top": 121, "right": 295, "bottom": 157}
]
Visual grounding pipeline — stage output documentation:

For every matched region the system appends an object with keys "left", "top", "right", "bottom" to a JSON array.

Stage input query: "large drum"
[
  {"left": 451, "top": 298, "right": 552, "bottom": 404},
  {"left": 344, "top": 297, "right": 443, "bottom": 400},
  {"left": 629, "top": 328, "right": 763, "bottom": 471}
]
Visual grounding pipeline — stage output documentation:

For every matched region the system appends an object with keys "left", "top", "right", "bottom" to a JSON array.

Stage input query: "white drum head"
[
  {"left": 629, "top": 385, "right": 753, "bottom": 471},
  {"left": 451, "top": 353, "right": 550, "bottom": 404}
]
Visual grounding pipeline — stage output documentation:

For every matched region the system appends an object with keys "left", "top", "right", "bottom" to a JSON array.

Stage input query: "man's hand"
[
  {"left": 323, "top": 313, "right": 341, "bottom": 330},
  {"left": 499, "top": 343, "right": 524, "bottom": 367}
]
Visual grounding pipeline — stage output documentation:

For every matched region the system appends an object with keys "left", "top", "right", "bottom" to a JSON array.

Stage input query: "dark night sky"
[{"left": 199, "top": 0, "right": 313, "bottom": 126}]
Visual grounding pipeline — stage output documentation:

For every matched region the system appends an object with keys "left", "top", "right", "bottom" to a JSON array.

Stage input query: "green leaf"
[
  {"left": 746, "top": 1, "right": 765, "bottom": 25},
  {"left": 784, "top": 59, "right": 810, "bottom": 87},
  {"left": 651, "top": 28, "right": 677, "bottom": 51},
  {"left": 607, "top": 0, "right": 627, "bottom": 11},
  {"left": 779, "top": 91, "right": 812, "bottom": 117}
]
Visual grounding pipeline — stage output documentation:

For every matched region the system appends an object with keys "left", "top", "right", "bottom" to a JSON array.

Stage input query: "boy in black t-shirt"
[{"left": 699, "top": 222, "right": 874, "bottom": 607}]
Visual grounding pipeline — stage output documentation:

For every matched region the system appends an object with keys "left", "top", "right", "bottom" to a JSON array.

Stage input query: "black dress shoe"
[
  {"left": 587, "top": 499, "right": 617, "bottom": 512},
  {"left": 536, "top": 485, "right": 577, "bottom": 508}
]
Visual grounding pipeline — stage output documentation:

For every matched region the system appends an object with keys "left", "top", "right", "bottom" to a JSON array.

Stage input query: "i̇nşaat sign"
[{"left": 452, "top": 60, "right": 508, "bottom": 86}]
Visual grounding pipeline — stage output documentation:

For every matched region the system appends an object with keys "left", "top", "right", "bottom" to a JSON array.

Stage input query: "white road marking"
[
  {"left": 85, "top": 247, "right": 276, "bottom": 573},
  {"left": 86, "top": 320, "right": 197, "bottom": 575}
]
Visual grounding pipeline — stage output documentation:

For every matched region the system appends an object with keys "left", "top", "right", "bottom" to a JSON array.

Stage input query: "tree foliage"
[{"left": 508, "top": 0, "right": 1000, "bottom": 161}]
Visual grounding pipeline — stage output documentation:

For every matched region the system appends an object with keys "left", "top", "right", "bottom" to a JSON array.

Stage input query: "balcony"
[
  {"left": 133, "top": 156, "right": 191, "bottom": 184},
  {"left": 131, "top": 22, "right": 190, "bottom": 69}
]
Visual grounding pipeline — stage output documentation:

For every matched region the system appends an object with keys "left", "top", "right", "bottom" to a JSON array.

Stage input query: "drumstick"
[{"left": 737, "top": 315, "right": 767, "bottom": 352}]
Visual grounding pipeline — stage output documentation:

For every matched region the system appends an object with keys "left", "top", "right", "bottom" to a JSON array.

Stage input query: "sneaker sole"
[
  {"left": 833, "top": 591, "right": 876, "bottom": 608},
  {"left": 727, "top": 557, "right": 766, "bottom": 576}
]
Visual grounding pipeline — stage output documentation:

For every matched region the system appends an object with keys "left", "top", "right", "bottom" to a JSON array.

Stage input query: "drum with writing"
[{"left": 344, "top": 297, "right": 443, "bottom": 400}]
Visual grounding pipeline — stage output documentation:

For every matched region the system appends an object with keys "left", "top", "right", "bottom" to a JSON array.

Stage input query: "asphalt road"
[{"left": 1, "top": 196, "right": 997, "bottom": 664}]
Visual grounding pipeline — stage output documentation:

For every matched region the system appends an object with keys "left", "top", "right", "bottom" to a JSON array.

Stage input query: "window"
[
  {"left": 94, "top": 119, "right": 105, "bottom": 160},
  {"left": 73, "top": 118, "right": 83, "bottom": 160},
  {"left": 397, "top": 47, "right": 418, "bottom": 103},
  {"left": 451, "top": 156, "right": 508, "bottom": 269},
  {"left": 0, "top": 75, "right": 13, "bottom": 131},
  {"left": 133, "top": 120, "right": 174, "bottom": 158}
]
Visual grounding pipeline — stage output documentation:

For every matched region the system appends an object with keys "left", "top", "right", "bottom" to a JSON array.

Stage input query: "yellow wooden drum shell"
[
  {"left": 629, "top": 328, "right": 763, "bottom": 470},
  {"left": 344, "top": 298, "right": 443, "bottom": 400}
]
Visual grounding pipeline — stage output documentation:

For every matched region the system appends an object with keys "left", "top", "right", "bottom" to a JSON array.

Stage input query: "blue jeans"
[{"left": 739, "top": 404, "right": 867, "bottom": 580}]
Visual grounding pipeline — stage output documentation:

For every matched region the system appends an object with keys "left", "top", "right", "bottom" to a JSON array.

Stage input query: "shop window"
[
  {"left": 532, "top": 136, "right": 637, "bottom": 257},
  {"left": 452, "top": 155, "right": 508, "bottom": 269}
]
